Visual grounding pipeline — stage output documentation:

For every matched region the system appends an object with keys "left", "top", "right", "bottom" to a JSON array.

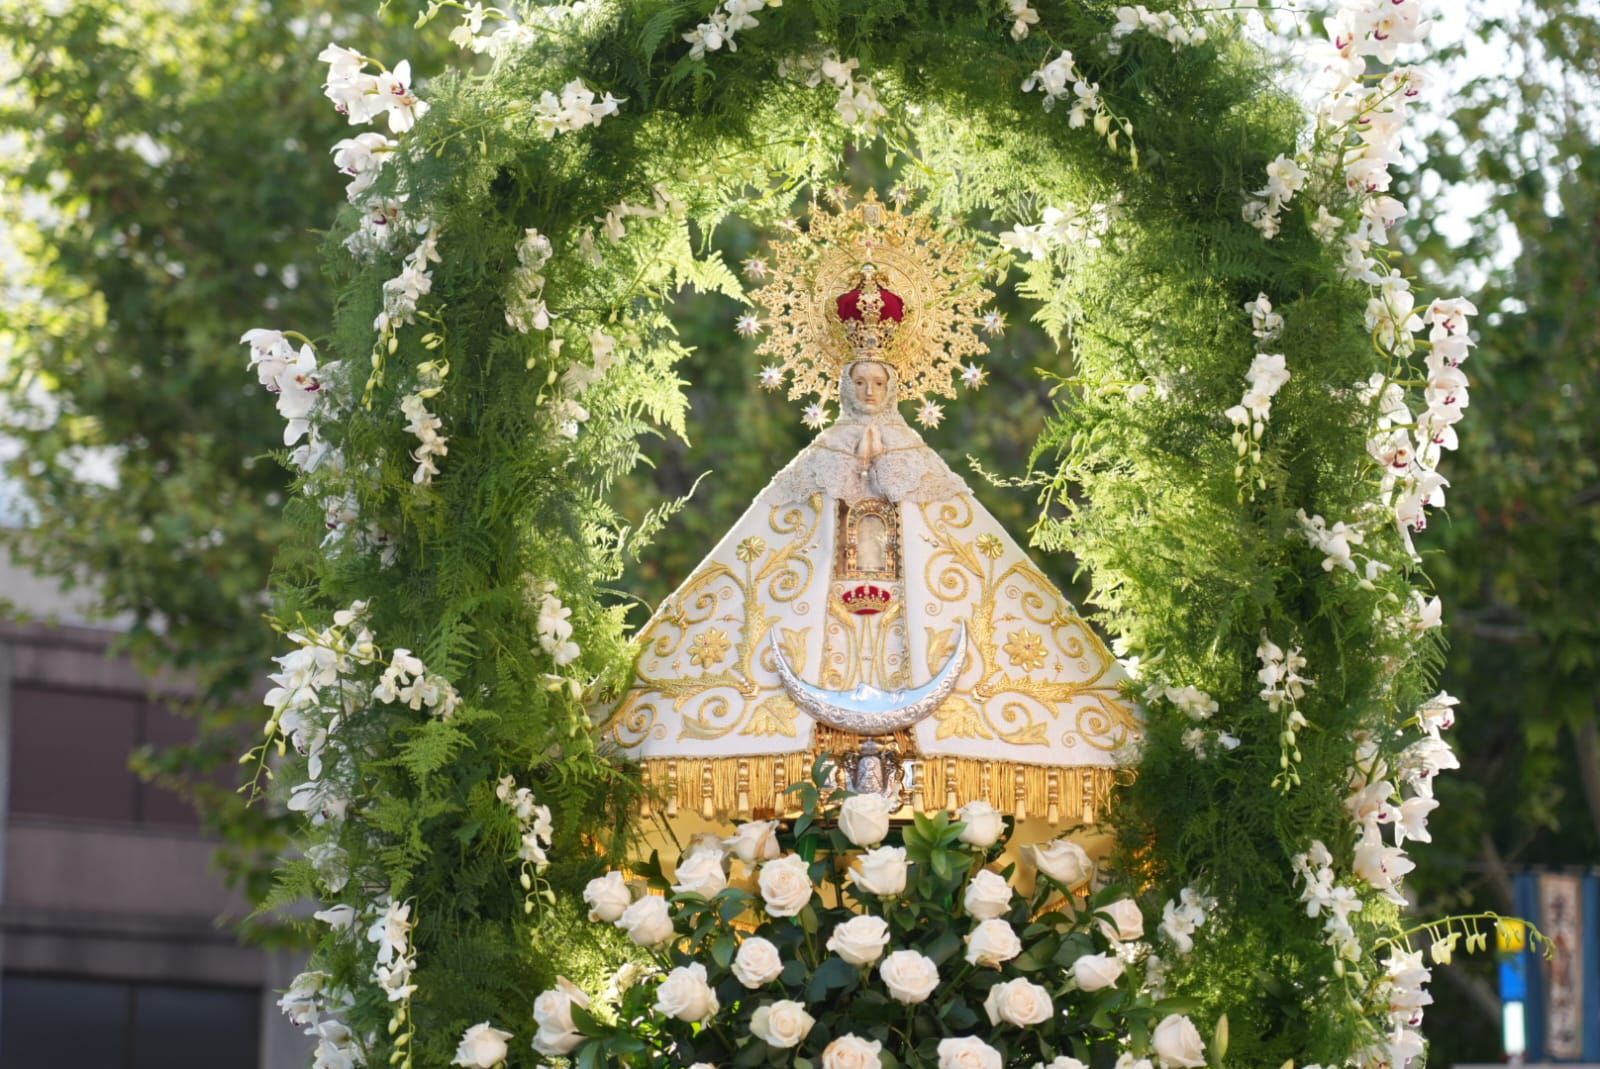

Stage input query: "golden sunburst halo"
[{"left": 749, "top": 191, "right": 995, "bottom": 406}]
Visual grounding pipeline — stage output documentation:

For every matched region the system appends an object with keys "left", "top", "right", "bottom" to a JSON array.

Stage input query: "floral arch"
[{"left": 250, "top": 3, "right": 1483, "bottom": 1067}]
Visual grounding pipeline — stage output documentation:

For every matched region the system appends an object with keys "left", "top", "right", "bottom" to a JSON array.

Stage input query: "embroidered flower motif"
[
  {"left": 735, "top": 537, "right": 768, "bottom": 562},
  {"left": 975, "top": 533, "right": 1004, "bottom": 559},
  {"left": 689, "top": 628, "right": 733, "bottom": 669},
  {"left": 1002, "top": 629, "right": 1047, "bottom": 671}
]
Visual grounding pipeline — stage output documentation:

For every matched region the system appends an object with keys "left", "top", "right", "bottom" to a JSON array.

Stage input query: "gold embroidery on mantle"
[
  {"left": 918, "top": 496, "right": 1138, "bottom": 751},
  {"left": 606, "top": 496, "right": 823, "bottom": 746}
]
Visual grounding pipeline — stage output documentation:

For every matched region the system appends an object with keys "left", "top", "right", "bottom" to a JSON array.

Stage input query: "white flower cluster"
[
  {"left": 1004, "top": 0, "right": 1040, "bottom": 41},
  {"left": 549, "top": 329, "right": 621, "bottom": 441},
  {"left": 782, "top": 53, "right": 888, "bottom": 133},
  {"left": 1223, "top": 352, "right": 1290, "bottom": 490},
  {"left": 1367, "top": 296, "right": 1477, "bottom": 558},
  {"left": 1374, "top": 947, "right": 1433, "bottom": 1068},
  {"left": 330, "top": 132, "right": 398, "bottom": 205},
  {"left": 561, "top": 803, "right": 1198, "bottom": 1068},
  {"left": 682, "top": 0, "right": 781, "bottom": 60},
  {"left": 1242, "top": 0, "right": 1429, "bottom": 250},
  {"left": 278, "top": 971, "right": 363, "bottom": 1069},
  {"left": 1022, "top": 51, "right": 1106, "bottom": 130},
  {"left": 242, "top": 328, "right": 326, "bottom": 447},
  {"left": 574, "top": 183, "right": 683, "bottom": 265},
  {"left": 319, "top": 44, "right": 430, "bottom": 134},
  {"left": 1158, "top": 886, "right": 1217, "bottom": 955},
  {"left": 343, "top": 197, "right": 422, "bottom": 261},
  {"left": 1291, "top": 840, "right": 1364, "bottom": 962},
  {"left": 1241, "top": 153, "right": 1308, "bottom": 240},
  {"left": 266, "top": 603, "right": 380, "bottom": 840},
  {"left": 400, "top": 360, "right": 449, "bottom": 485},
  {"left": 1110, "top": 6, "right": 1209, "bottom": 48},
  {"left": 1300, "top": 690, "right": 1457, "bottom": 1065},
  {"left": 1243, "top": 292, "right": 1283, "bottom": 342},
  {"left": 1155, "top": 683, "right": 1238, "bottom": 761},
  {"left": 1257, "top": 633, "right": 1313, "bottom": 789},
  {"left": 531, "top": 78, "right": 622, "bottom": 138},
  {"left": 535, "top": 582, "right": 580, "bottom": 666},
  {"left": 998, "top": 203, "right": 1109, "bottom": 260},
  {"left": 505, "top": 227, "right": 554, "bottom": 333},
  {"left": 1294, "top": 509, "right": 1389, "bottom": 588},
  {"left": 311, "top": 1019, "right": 365, "bottom": 1069},
  {"left": 375, "top": 225, "right": 442, "bottom": 335},
  {"left": 373, "top": 644, "right": 463, "bottom": 719},
  {"left": 496, "top": 775, "right": 554, "bottom": 872},
  {"left": 277, "top": 897, "right": 417, "bottom": 1064},
  {"left": 367, "top": 897, "right": 419, "bottom": 1003},
  {"left": 442, "top": 2, "right": 536, "bottom": 57}
]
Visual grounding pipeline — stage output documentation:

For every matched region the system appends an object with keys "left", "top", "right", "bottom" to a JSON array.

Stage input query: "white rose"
[
  {"left": 732, "top": 936, "right": 784, "bottom": 988},
  {"left": 1027, "top": 838, "right": 1094, "bottom": 889},
  {"left": 963, "top": 869, "right": 1013, "bottom": 920},
  {"left": 532, "top": 1027, "right": 582, "bottom": 1056},
  {"left": 452, "top": 1022, "right": 513, "bottom": 1068},
  {"left": 532, "top": 977, "right": 589, "bottom": 1035},
  {"left": 654, "top": 963, "right": 720, "bottom": 1023},
  {"left": 582, "top": 870, "right": 631, "bottom": 922},
  {"left": 672, "top": 847, "right": 728, "bottom": 898},
  {"left": 964, "top": 918, "right": 1022, "bottom": 967},
  {"left": 1098, "top": 898, "right": 1145, "bottom": 942},
  {"left": 616, "top": 895, "right": 675, "bottom": 947},
  {"left": 823, "top": 1034, "right": 885, "bottom": 1069},
  {"left": 750, "top": 999, "right": 815, "bottom": 1048},
  {"left": 1039, "top": 1058, "right": 1089, "bottom": 1069},
  {"left": 1152, "top": 1013, "right": 1207, "bottom": 1068},
  {"left": 1072, "top": 951, "right": 1125, "bottom": 991},
  {"left": 957, "top": 800, "right": 1005, "bottom": 847},
  {"left": 838, "top": 793, "right": 897, "bottom": 846},
  {"left": 827, "top": 914, "right": 891, "bottom": 966},
  {"left": 937, "top": 1036, "right": 1003, "bottom": 1069},
  {"left": 724, "top": 819, "right": 781, "bottom": 862},
  {"left": 850, "top": 845, "right": 908, "bottom": 897},
  {"left": 878, "top": 949, "right": 940, "bottom": 1004},
  {"left": 983, "top": 977, "right": 1053, "bottom": 1027},
  {"left": 759, "top": 854, "right": 814, "bottom": 917}
]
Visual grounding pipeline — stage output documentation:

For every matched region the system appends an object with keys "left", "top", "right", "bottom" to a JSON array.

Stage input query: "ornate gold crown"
[{"left": 749, "top": 191, "right": 994, "bottom": 404}]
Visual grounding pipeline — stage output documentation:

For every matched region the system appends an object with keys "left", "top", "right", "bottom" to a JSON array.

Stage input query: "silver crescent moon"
[{"left": 770, "top": 622, "right": 968, "bottom": 735}]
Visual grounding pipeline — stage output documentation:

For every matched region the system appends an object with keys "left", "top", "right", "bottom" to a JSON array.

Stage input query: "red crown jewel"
[
  {"left": 834, "top": 270, "right": 905, "bottom": 360},
  {"left": 841, "top": 584, "right": 893, "bottom": 615}
]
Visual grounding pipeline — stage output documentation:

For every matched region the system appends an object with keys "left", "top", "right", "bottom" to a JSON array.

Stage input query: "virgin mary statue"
[{"left": 601, "top": 194, "right": 1139, "bottom": 825}]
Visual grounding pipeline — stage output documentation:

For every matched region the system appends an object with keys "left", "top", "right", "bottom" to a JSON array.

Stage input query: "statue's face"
[{"left": 850, "top": 361, "right": 892, "bottom": 413}]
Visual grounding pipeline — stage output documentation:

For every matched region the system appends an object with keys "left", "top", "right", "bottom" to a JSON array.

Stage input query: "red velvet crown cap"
[{"left": 836, "top": 284, "right": 905, "bottom": 322}]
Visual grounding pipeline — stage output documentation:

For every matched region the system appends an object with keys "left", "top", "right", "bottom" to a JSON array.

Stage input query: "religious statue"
[{"left": 601, "top": 193, "right": 1140, "bottom": 826}]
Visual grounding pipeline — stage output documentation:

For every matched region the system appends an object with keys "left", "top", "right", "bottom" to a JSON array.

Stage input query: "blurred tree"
[
  {"left": 1400, "top": 2, "right": 1600, "bottom": 1062},
  {"left": 0, "top": 0, "right": 434, "bottom": 910}
]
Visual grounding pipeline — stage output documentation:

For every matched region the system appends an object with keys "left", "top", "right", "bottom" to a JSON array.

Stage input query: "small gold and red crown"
[{"left": 841, "top": 584, "right": 893, "bottom": 615}]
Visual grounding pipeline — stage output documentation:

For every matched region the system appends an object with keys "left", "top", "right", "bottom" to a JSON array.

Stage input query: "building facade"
[{"left": 0, "top": 549, "right": 307, "bottom": 1067}]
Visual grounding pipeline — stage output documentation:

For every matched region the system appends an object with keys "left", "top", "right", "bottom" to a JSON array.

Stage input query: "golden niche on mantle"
[{"left": 597, "top": 194, "right": 1142, "bottom": 829}]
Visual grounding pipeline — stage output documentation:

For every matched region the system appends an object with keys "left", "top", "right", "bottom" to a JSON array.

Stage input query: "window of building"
[
  {"left": 0, "top": 974, "right": 260, "bottom": 1069},
  {"left": 7, "top": 684, "right": 202, "bottom": 828}
]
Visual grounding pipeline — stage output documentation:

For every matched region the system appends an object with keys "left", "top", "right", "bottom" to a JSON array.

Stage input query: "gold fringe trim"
[{"left": 639, "top": 754, "right": 1131, "bottom": 826}]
